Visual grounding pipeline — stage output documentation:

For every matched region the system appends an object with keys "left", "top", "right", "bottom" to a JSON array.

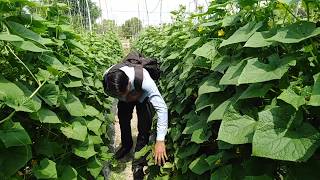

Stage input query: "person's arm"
[
  {"left": 142, "top": 74, "right": 168, "bottom": 165},
  {"left": 143, "top": 80, "right": 168, "bottom": 141},
  {"left": 149, "top": 93, "right": 168, "bottom": 140}
]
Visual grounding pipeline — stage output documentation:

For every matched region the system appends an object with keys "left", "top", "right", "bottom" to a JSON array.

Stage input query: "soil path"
[
  {"left": 110, "top": 108, "right": 138, "bottom": 180},
  {"left": 109, "top": 40, "right": 136, "bottom": 180}
]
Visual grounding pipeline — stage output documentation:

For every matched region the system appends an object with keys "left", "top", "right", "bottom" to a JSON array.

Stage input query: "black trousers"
[{"left": 117, "top": 98, "right": 153, "bottom": 166}]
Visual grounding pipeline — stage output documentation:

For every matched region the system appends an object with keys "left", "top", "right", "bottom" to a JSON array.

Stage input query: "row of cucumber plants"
[
  {"left": 134, "top": 0, "right": 320, "bottom": 179},
  {"left": 0, "top": 0, "right": 123, "bottom": 179}
]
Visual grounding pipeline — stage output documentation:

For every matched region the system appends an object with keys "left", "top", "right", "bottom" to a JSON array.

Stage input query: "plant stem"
[
  {"left": 28, "top": 80, "right": 46, "bottom": 100},
  {"left": 0, "top": 80, "right": 45, "bottom": 124},
  {"left": 0, "top": 110, "right": 15, "bottom": 124},
  {"left": 6, "top": 45, "right": 40, "bottom": 85},
  {"left": 306, "top": 2, "right": 310, "bottom": 21},
  {"left": 282, "top": 4, "right": 299, "bottom": 21}
]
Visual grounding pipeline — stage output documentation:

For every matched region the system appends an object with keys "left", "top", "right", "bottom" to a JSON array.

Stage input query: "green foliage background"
[
  {"left": 134, "top": 0, "right": 320, "bottom": 179},
  {"left": 121, "top": 17, "right": 143, "bottom": 39},
  {"left": 0, "top": 0, "right": 123, "bottom": 179}
]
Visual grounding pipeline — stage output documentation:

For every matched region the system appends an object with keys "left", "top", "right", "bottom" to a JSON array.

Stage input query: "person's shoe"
[
  {"left": 114, "top": 146, "right": 132, "bottom": 160},
  {"left": 133, "top": 166, "right": 144, "bottom": 180}
]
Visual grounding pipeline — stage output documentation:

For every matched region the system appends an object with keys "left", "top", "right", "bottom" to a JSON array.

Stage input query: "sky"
[{"left": 91, "top": 0, "right": 209, "bottom": 26}]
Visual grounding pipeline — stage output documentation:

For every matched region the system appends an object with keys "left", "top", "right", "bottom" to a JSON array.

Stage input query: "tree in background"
[
  {"left": 94, "top": 19, "right": 119, "bottom": 34},
  {"left": 121, "top": 17, "right": 143, "bottom": 39}
]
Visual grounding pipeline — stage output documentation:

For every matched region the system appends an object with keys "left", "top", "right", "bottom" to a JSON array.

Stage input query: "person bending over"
[{"left": 103, "top": 52, "right": 168, "bottom": 180}]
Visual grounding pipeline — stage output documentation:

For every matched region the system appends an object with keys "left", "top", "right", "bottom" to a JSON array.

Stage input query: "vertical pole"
[
  {"left": 99, "top": 0, "right": 103, "bottom": 33},
  {"left": 160, "top": 0, "right": 162, "bottom": 24},
  {"left": 66, "top": 0, "right": 72, "bottom": 24},
  {"left": 138, "top": 0, "right": 141, "bottom": 20},
  {"left": 144, "top": 0, "right": 149, "bottom": 26},
  {"left": 105, "top": 0, "right": 109, "bottom": 19},
  {"left": 85, "top": 0, "right": 92, "bottom": 34},
  {"left": 99, "top": 0, "right": 103, "bottom": 23},
  {"left": 194, "top": 0, "right": 198, "bottom": 11},
  {"left": 138, "top": 0, "right": 142, "bottom": 33},
  {"left": 77, "top": 0, "right": 84, "bottom": 31}
]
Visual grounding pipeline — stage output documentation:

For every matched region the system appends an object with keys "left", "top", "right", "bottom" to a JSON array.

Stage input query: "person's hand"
[{"left": 154, "top": 140, "right": 168, "bottom": 166}]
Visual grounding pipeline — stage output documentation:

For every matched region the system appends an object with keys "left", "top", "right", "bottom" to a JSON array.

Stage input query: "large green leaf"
[
  {"left": 237, "top": 56, "right": 295, "bottom": 84},
  {"left": 221, "top": 14, "right": 240, "bottom": 27},
  {"left": 206, "top": 152, "right": 234, "bottom": 169},
  {"left": 193, "top": 40, "right": 218, "bottom": 60},
  {"left": 220, "top": 22, "right": 263, "bottom": 47},
  {"left": 38, "top": 84, "right": 59, "bottom": 106},
  {"left": 208, "top": 91, "right": 242, "bottom": 122},
  {"left": 208, "top": 98, "right": 233, "bottom": 122},
  {"left": 68, "top": 65, "right": 83, "bottom": 79},
  {"left": 31, "top": 108, "right": 61, "bottom": 123},
  {"left": 39, "top": 54, "right": 67, "bottom": 71},
  {"left": 11, "top": 41, "right": 49, "bottom": 52},
  {"left": 166, "top": 52, "right": 180, "bottom": 60},
  {"left": 198, "top": 75, "right": 225, "bottom": 95},
  {"left": 87, "top": 157, "right": 103, "bottom": 178},
  {"left": 68, "top": 40, "right": 87, "bottom": 51},
  {"left": 63, "top": 93, "right": 85, "bottom": 116},
  {"left": 309, "top": 73, "right": 320, "bottom": 106},
  {"left": 84, "top": 105, "right": 100, "bottom": 117},
  {"left": 33, "top": 158, "right": 58, "bottom": 179},
  {"left": 0, "top": 121, "right": 32, "bottom": 148},
  {"left": 2, "top": 81, "right": 42, "bottom": 112},
  {"left": 5, "top": 21, "right": 46, "bottom": 44},
  {"left": 134, "top": 145, "right": 151, "bottom": 159},
  {"left": 244, "top": 31, "right": 274, "bottom": 48},
  {"left": 60, "top": 121, "right": 87, "bottom": 141},
  {"left": 219, "top": 60, "right": 247, "bottom": 85},
  {"left": 176, "top": 143, "right": 200, "bottom": 158},
  {"left": 4, "top": 95, "right": 41, "bottom": 112},
  {"left": 0, "top": 145, "right": 32, "bottom": 177},
  {"left": 212, "top": 56, "right": 232, "bottom": 73},
  {"left": 278, "top": 88, "right": 306, "bottom": 110},
  {"left": 195, "top": 93, "right": 215, "bottom": 112},
  {"left": 36, "top": 69, "right": 52, "bottom": 81},
  {"left": 218, "top": 106, "right": 257, "bottom": 144},
  {"left": 60, "top": 166, "right": 77, "bottom": 180},
  {"left": 239, "top": 83, "right": 272, "bottom": 99},
  {"left": 210, "top": 164, "right": 232, "bottom": 180},
  {"left": 73, "top": 137, "right": 97, "bottom": 159},
  {"left": 183, "top": 112, "right": 207, "bottom": 134},
  {"left": 189, "top": 155, "right": 210, "bottom": 175},
  {"left": 267, "top": 21, "right": 320, "bottom": 44},
  {"left": 90, "top": 135, "right": 103, "bottom": 144},
  {"left": 35, "top": 139, "right": 64, "bottom": 157},
  {"left": 184, "top": 37, "right": 201, "bottom": 49},
  {"left": 252, "top": 107, "right": 320, "bottom": 162},
  {"left": 191, "top": 128, "right": 211, "bottom": 144},
  {"left": 63, "top": 77, "right": 83, "bottom": 88},
  {"left": 87, "top": 119, "right": 102, "bottom": 135},
  {"left": 0, "top": 33, "right": 24, "bottom": 41},
  {"left": 0, "top": 75, "right": 24, "bottom": 99}
]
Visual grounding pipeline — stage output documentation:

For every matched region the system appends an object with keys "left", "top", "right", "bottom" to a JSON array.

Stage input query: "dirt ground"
[
  {"left": 109, "top": 40, "right": 137, "bottom": 180},
  {"left": 109, "top": 108, "right": 138, "bottom": 180}
]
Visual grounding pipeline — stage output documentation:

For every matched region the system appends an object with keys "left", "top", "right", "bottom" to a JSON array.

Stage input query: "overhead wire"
[
  {"left": 99, "top": 0, "right": 103, "bottom": 24},
  {"left": 150, "top": 0, "right": 161, "bottom": 13},
  {"left": 105, "top": 0, "right": 109, "bottom": 19}
]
